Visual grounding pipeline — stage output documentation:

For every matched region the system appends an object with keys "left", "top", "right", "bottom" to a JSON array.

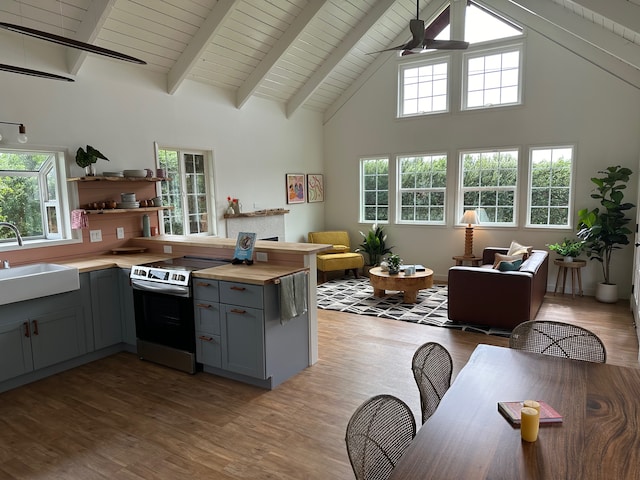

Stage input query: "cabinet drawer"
[
  {"left": 220, "top": 281, "right": 263, "bottom": 309},
  {"left": 194, "top": 300, "right": 221, "bottom": 334},
  {"left": 195, "top": 332, "right": 221, "bottom": 368},
  {"left": 193, "top": 279, "right": 220, "bottom": 302}
]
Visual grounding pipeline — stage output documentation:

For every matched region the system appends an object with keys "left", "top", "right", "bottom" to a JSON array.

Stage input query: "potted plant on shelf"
[
  {"left": 76, "top": 145, "right": 109, "bottom": 176},
  {"left": 577, "top": 165, "right": 635, "bottom": 303},
  {"left": 356, "top": 224, "right": 393, "bottom": 270},
  {"left": 547, "top": 238, "right": 585, "bottom": 263}
]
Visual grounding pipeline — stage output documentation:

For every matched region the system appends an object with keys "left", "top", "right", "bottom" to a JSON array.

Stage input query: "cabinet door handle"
[
  {"left": 32, "top": 320, "right": 39, "bottom": 335},
  {"left": 195, "top": 282, "right": 211, "bottom": 287},
  {"left": 230, "top": 286, "right": 246, "bottom": 291},
  {"left": 230, "top": 308, "right": 246, "bottom": 314},
  {"left": 198, "top": 335, "right": 215, "bottom": 342},
  {"left": 23, "top": 321, "right": 30, "bottom": 338},
  {"left": 196, "top": 303, "right": 212, "bottom": 309}
]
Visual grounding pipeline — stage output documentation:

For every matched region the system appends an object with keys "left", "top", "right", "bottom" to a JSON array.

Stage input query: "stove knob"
[{"left": 177, "top": 274, "right": 186, "bottom": 282}]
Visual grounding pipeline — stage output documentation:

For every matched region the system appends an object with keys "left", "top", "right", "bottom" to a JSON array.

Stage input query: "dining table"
[{"left": 390, "top": 344, "right": 640, "bottom": 479}]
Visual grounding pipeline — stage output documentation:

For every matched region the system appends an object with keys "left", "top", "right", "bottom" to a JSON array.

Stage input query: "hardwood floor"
[{"left": 0, "top": 293, "right": 637, "bottom": 479}]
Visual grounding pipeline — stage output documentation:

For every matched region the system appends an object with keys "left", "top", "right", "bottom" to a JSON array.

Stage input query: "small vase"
[
  {"left": 84, "top": 164, "right": 96, "bottom": 176},
  {"left": 232, "top": 201, "right": 240, "bottom": 214},
  {"left": 388, "top": 265, "right": 400, "bottom": 275},
  {"left": 564, "top": 256, "right": 573, "bottom": 263},
  {"left": 226, "top": 206, "right": 235, "bottom": 215}
]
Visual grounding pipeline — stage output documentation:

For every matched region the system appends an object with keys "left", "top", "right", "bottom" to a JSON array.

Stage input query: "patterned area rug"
[{"left": 316, "top": 277, "right": 511, "bottom": 337}]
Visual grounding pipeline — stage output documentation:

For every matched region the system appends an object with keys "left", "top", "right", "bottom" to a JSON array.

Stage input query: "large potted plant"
[
  {"left": 356, "top": 224, "right": 393, "bottom": 268},
  {"left": 577, "top": 165, "right": 635, "bottom": 303}
]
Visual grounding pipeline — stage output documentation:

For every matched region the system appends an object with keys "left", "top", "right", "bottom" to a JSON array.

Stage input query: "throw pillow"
[
  {"left": 328, "top": 244, "right": 350, "bottom": 254},
  {"left": 497, "top": 259, "right": 523, "bottom": 271},
  {"left": 493, "top": 253, "right": 524, "bottom": 269},
  {"left": 507, "top": 240, "right": 533, "bottom": 259}
]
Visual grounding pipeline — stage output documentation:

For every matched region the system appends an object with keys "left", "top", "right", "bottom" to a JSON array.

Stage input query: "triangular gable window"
[{"left": 429, "top": 1, "right": 523, "bottom": 45}]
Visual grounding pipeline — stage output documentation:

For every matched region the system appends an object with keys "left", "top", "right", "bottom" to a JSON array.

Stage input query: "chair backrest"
[
  {"left": 345, "top": 394, "right": 416, "bottom": 480},
  {"left": 308, "top": 230, "right": 352, "bottom": 249},
  {"left": 509, "top": 320, "right": 607, "bottom": 363},
  {"left": 411, "top": 342, "right": 453, "bottom": 424}
]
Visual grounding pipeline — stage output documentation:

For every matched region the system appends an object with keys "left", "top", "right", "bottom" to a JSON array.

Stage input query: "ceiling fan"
[{"left": 368, "top": 0, "right": 469, "bottom": 55}]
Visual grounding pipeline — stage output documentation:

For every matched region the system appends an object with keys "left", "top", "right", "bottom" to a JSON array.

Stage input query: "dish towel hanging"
[
  {"left": 279, "top": 271, "right": 308, "bottom": 324},
  {"left": 71, "top": 209, "right": 89, "bottom": 229}
]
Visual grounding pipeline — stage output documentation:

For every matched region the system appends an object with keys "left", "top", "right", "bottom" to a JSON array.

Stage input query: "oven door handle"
[{"left": 132, "top": 279, "right": 190, "bottom": 297}]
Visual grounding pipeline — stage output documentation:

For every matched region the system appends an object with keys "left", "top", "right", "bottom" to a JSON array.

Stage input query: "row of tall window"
[{"left": 360, "top": 145, "right": 574, "bottom": 229}]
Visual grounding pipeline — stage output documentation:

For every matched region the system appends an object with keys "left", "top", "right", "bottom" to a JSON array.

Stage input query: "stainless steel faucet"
[{"left": 0, "top": 222, "right": 23, "bottom": 246}]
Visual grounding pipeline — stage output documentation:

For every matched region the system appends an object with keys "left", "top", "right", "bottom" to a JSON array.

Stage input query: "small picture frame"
[
  {"left": 307, "top": 174, "right": 324, "bottom": 203},
  {"left": 286, "top": 173, "right": 306, "bottom": 204}
]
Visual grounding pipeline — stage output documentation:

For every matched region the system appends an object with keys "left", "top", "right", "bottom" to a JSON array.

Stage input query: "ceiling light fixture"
[
  {"left": 0, "top": 122, "right": 28, "bottom": 144},
  {"left": 0, "top": 22, "right": 147, "bottom": 65}
]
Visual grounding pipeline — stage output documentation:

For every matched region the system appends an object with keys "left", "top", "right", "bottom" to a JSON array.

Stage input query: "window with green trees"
[
  {"left": 527, "top": 146, "right": 573, "bottom": 228},
  {"left": 398, "top": 153, "right": 447, "bottom": 223},
  {"left": 360, "top": 157, "right": 389, "bottom": 223},
  {"left": 460, "top": 149, "right": 518, "bottom": 225},
  {"left": 156, "top": 146, "right": 214, "bottom": 235},
  {"left": 0, "top": 149, "right": 65, "bottom": 243}
]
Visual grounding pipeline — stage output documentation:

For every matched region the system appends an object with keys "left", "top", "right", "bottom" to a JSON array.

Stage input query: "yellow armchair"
[{"left": 308, "top": 231, "right": 364, "bottom": 283}]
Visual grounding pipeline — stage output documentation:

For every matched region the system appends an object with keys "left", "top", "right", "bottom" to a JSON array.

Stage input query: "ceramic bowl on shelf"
[
  {"left": 103, "top": 171, "right": 124, "bottom": 177},
  {"left": 117, "top": 201, "right": 140, "bottom": 209},
  {"left": 123, "top": 169, "right": 147, "bottom": 178},
  {"left": 121, "top": 193, "right": 136, "bottom": 202}
]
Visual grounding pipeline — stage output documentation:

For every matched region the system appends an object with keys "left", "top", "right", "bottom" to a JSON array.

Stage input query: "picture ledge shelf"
[{"left": 224, "top": 209, "right": 289, "bottom": 219}]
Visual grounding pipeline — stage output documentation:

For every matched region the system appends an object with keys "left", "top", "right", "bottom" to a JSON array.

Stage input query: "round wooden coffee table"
[{"left": 369, "top": 266, "right": 434, "bottom": 303}]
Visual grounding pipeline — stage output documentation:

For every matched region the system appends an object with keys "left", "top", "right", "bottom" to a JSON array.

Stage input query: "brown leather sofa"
[{"left": 447, "top": 247, "right": 549, "bottom": 330}]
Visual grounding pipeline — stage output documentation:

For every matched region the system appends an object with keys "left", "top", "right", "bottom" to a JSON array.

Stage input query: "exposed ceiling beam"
[
  {"left": 286, "top": 0, "right": 400, "bottom": 118},
  {"left": 167, "top": 0, "right": 239, "bottom": 95},
  {"left": 236, "top": 0, "right": 329, "bottom": 109},
  {"left": 324, "top": 0, "right": 449, "bottom": 123},
  {"left": 479, "top": 0, "right": 640, "bottom": 89},
  {"left": 569, "top": 0, "right": 640, "bottom": 36},
  {"left": 68, "top": 0, "right": 116, "bottom": 75}
]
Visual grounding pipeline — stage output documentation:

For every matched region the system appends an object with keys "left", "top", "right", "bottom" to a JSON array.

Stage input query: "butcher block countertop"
[
  {"left": 57, "top": 253, "right": 177, "bottom": 273},
  {"left": 193, "top": 263, "right": 308, "bottom": 285}
]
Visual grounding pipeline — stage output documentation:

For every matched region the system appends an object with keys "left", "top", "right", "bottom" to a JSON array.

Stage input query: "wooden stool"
[{"left": 553, "top": 259, "right": 586, "bottom": 298}]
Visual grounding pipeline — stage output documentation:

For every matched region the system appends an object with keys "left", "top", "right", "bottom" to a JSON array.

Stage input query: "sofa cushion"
[
  {"left": 508, "top": 240, "right": 533, "bottom": 259},
  {"left": 497, "top": 259, "right": 523, "bottom": 271},
  {"left": 493, "top": 253, "right": 524, "bottom": 269}
]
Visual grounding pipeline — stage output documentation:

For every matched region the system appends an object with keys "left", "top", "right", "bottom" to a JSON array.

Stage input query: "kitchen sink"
[{"left": 0, "top": 263, "right": 80, "bottom": 306}]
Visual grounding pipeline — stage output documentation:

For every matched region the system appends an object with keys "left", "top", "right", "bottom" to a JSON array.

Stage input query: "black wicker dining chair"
[
  {"left": 509, "top": 320, "right": 607, "bottom": 363},
  {"left": 345, "top": 394, "right": 416, "bottom": 480},
  {"left": 411, "top": 342, "right": 453, "bottom": 424}
]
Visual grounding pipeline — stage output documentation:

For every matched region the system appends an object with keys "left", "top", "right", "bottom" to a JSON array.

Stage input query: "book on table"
[
  {"left": 498, "top": 400, "right": 563, "bottom": 426},
  {"left": 399, "top": 264, "right": 426, "bottom": 272}
]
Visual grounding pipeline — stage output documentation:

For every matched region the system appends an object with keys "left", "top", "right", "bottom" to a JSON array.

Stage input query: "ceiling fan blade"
[
  {"left": 0, "top": 63, "right": 74, "bottom": 82},
  {"left": 366, "top": 18, "right": 425, "bottom": 55},
  {"left": 366, "top": 42, "right": 413, "bottom": 55},
  {"left": 423, "top": 39, "right": 469, "bottom": 50},
  {"left": 0, "top": 22, "right": 147, "bottom": 65}
]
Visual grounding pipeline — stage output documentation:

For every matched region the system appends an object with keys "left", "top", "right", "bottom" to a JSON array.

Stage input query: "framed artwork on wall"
[
  {"left": 286, "top": 173, "right": 306, "bottom": 204},
  {"left": 307, "top": 174, "right": 324, "bottom": 203}
]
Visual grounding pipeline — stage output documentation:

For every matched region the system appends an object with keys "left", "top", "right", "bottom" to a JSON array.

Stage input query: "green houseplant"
[
  {"left": 356, "top": 224, "right": 393, "bottom": 267},
  {"left": 577, "top": 165, "right": 635, "bottom": 302},
  {"left": 76, "top": 145, "right": 109, "bottom": 176},
  {"left": 386, "top": 253, "right": 402, "bottom": 275},
  {"left": 547, "top": 238, "right": 585, "bottom": 262}
]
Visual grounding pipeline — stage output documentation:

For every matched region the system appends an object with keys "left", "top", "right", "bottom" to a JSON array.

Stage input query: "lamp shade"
[{"left": 460, "top": 210, "right": 479, "bottom": 225}]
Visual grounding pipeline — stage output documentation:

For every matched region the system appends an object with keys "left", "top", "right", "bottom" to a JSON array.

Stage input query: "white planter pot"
[
  {"left": 564, "top": 256, "right": 573, "bottom": 263},
  {"left": 595, "top": 283, "right": 618, "bottom": 303}
]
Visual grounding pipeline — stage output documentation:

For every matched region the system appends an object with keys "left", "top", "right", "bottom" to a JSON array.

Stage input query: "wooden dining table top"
[{"left": 390, "top": 344, "right": 640, "bottom": 480}]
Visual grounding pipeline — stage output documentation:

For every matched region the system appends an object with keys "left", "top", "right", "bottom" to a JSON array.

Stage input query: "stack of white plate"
[
  {"left": 123, "top": 169, "right": 147, "bottom": 178},
  {"left": 117, "top": 201, "right": 140, "bottom": 209},
  {"left": 103, "top": 171, "right": 124, "bottom": 177}
]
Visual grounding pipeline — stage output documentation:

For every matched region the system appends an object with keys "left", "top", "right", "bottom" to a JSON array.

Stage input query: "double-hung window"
[
  {"left": 397, "top": 153, "right": 447, "bottom": 224},
  {"left": 0, "top": 148, "right": 68, "bottom": 243},
  {"left": 463, "top": 44, "right": 522, "bottom": 110},
  {"left": 460, "top": 148, "right": 518, "bottom": 225},
  {"left": 398, "top": 58, "right": 449, "bottom": 117},
  {"left": 360, "top": 157, "right": 389, "bottom": 223},
  {"left": 527, "top": 146, "right": 574, "bottom": 228},
  {"left": 156, "top": 146, "right": 215, "bottom": 236}
]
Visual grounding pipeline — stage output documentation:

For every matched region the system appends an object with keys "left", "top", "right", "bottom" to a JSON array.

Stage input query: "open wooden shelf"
[
  {"left": 84, "top": 206, "right": 173, "bottom": 214},
  {"left": 68, "top": 176, "right": 169, "bottom": 182}
]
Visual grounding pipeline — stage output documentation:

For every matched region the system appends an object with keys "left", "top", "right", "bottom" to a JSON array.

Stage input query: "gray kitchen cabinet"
[
  {"left": 221, "top": 303, "right": 265, "bottom": 378},
  {"left": 90, "top": 268, "right": 122, "bottom": 349},
  {"left": 0, "top": 288, "right": 88, "bottom": 383},
  {"left": 194, "top": 279, "right": 222, "bottom": 368},
  {"left": 118, "top": 268, "right": 136, "bottom": 346}
]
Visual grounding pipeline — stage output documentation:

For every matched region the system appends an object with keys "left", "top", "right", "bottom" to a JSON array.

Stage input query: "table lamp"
[{"left": 460, "top": 210, "right": 480, "bottom": 258}]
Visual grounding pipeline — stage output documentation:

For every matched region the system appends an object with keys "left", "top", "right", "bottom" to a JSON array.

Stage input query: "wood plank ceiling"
[{"left": 1, "top": 0, "right": 640, "bottom": 122}]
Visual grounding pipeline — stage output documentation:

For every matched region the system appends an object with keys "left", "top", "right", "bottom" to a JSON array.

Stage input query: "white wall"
[
  {"left": 324, "top": 31, "right": 640, "bottom": 297},
  {"left": 0, "top": 47, "right": 324, "bottom": 243}
]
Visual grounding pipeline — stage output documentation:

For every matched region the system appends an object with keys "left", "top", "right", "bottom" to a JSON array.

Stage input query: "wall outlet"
[
  {"left": 256, "top": 252, "right": 268, "bottom": 262},
  {"left": 89, "top": 230, "right": 102, "bottom": 242},
  {"left": 163, "top": 245, "right": 172, "bottom": 254},
  {"left": 116, "top": 227, "right": 125, "bottom": 239}
]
